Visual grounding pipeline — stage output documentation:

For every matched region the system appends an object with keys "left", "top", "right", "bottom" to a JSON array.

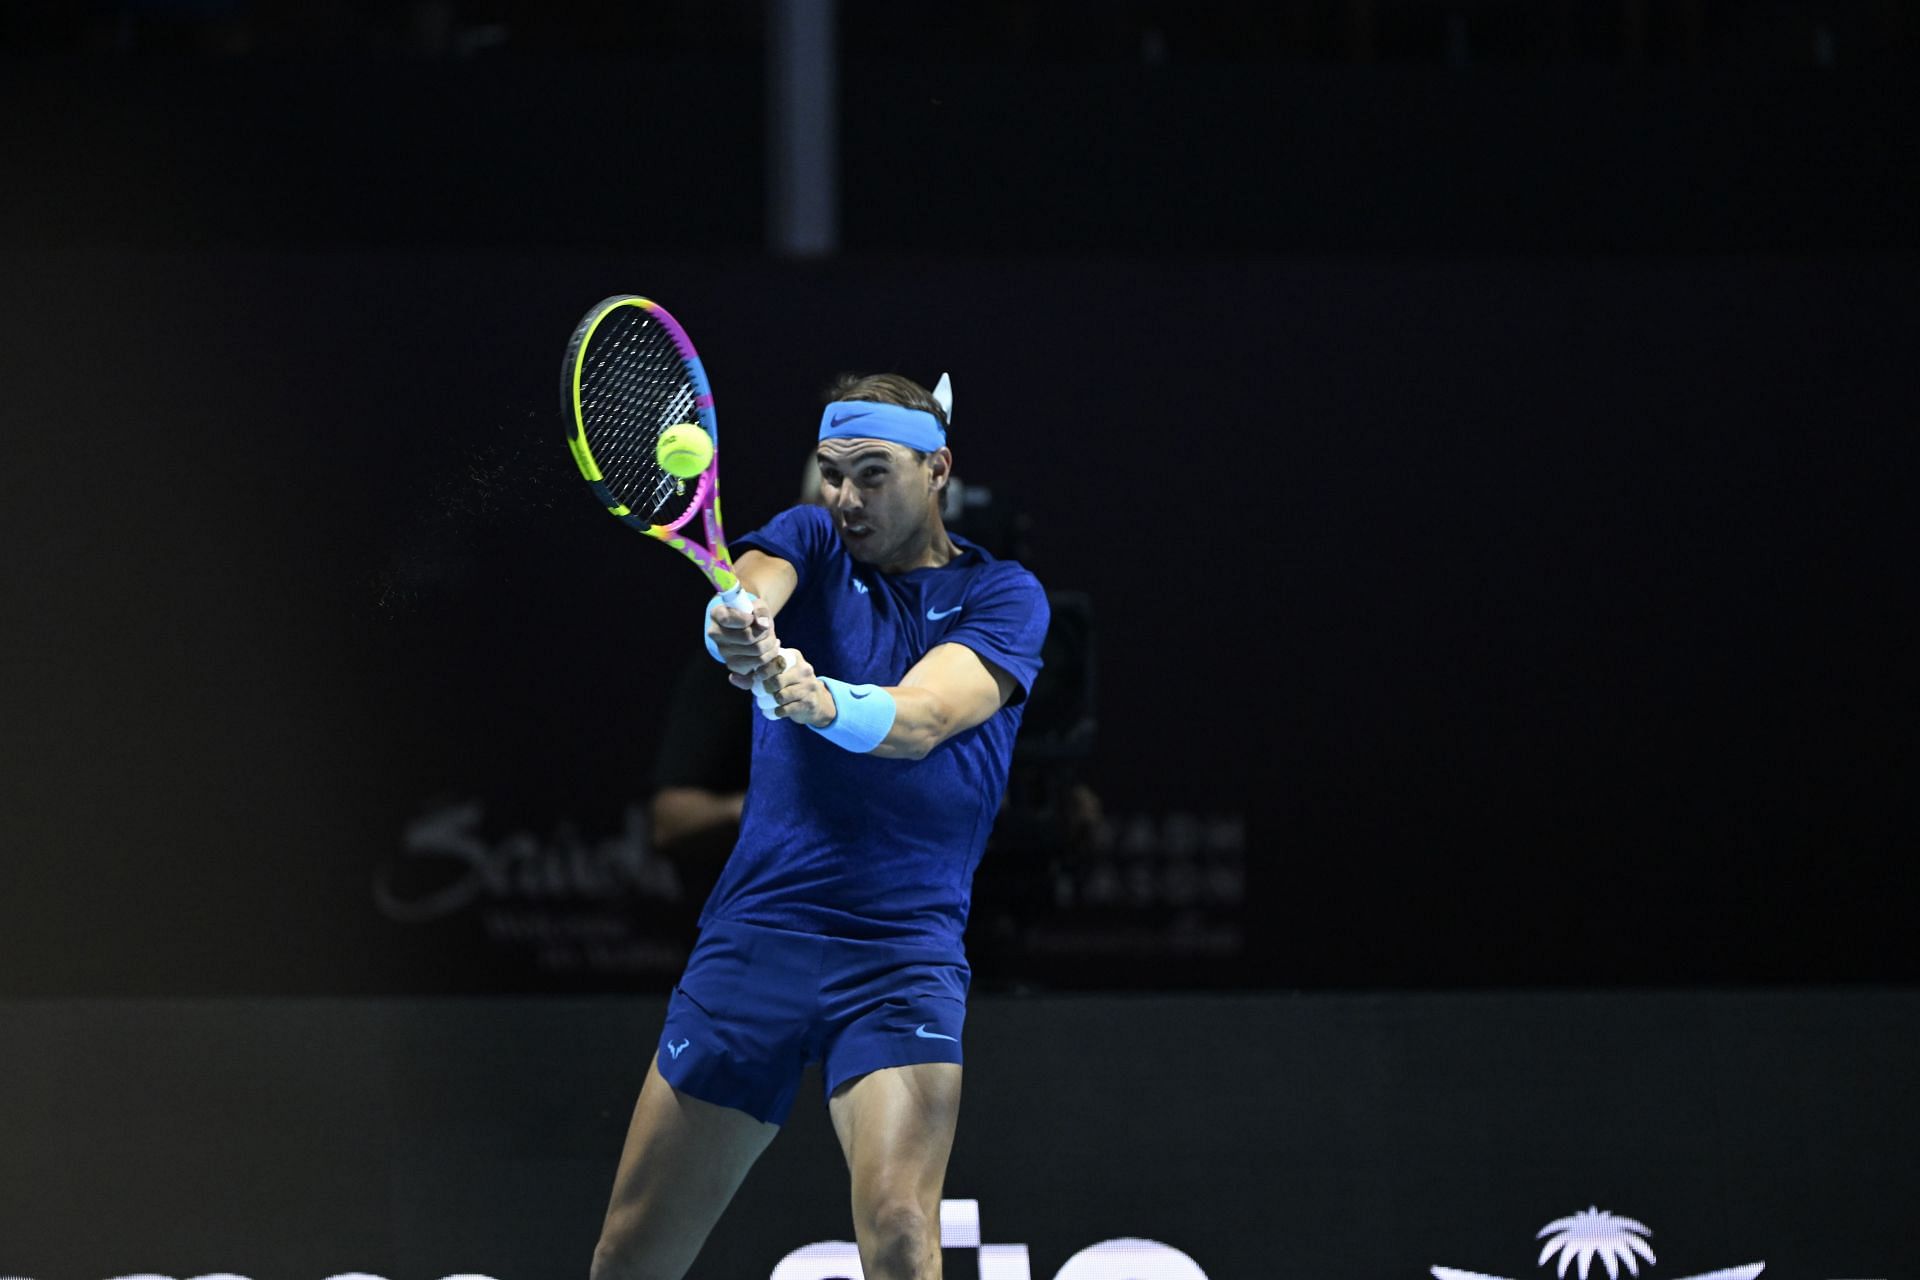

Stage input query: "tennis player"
[{"left": 590, "top": 373, "right": 1049, "bottom": 1280}]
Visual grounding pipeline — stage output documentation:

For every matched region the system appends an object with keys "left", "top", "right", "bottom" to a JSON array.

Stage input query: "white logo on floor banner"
[
  {"left": 769, "top": 1198, "right": 1208, "bottom": 1280},
  {"left": 1432, "top": 1207, "right": 1768, "bottom": 1280}
]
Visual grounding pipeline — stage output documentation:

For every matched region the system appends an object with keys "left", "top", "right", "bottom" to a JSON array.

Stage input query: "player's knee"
[
  {"left": 856, "top": 1197, "right": 939, "bottom": 1278},
  {"left": 589, "top": 1231, "right": 682, "bottom": 1280}
]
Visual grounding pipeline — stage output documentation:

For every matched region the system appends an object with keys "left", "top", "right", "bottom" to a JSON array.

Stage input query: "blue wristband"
[
  {"left": 704, "top": 590, "right": 759, "bottom": 663},
  {"left": 810, "top": 677, "right": 897, "bottom": 754}
]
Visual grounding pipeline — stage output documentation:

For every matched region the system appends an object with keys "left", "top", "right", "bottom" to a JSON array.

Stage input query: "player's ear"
[{"left": 928, "top": 447, "right": 952, "bottom": 491}]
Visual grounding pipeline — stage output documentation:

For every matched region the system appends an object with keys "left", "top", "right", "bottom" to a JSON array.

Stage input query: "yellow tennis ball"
[{"left": 656, "top": 423, "right": 713, "bottom": 478}]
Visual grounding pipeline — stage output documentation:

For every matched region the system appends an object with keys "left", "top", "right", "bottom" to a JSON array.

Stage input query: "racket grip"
[
  {"left": 752, "top": 650, "right": 793, "bottom": 720},
  {"left": 713, "top": 584, "right": 784, "bottom": 719},
  {"left": 705, "top": 586, "right": 760, "bottom": 664}
]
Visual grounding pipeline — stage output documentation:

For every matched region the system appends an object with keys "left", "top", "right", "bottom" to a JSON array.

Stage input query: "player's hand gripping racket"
[{"left": 561, "top": 294, "right": 781, "bottom": 716}]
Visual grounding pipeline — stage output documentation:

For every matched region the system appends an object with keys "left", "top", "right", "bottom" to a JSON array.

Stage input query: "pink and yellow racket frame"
[{"left": 562, "top": 294, "right": 742, "bottom": 596}]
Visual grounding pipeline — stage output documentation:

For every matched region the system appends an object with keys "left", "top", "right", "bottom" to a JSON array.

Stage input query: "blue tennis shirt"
[{"left": 700, "top": 503, "right": 1049, "bottom": 952}]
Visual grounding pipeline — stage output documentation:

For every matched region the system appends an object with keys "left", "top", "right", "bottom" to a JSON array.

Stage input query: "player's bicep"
[
  {"left": 899, "top": 642, "right": 1017, "bottom": 738},
  {"left": 734, "top": 549, "right": 798, "bottom": 616}
]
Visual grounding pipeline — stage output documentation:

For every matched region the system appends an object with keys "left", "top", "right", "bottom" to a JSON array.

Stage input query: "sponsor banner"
[
  {"left": 1, "top": 992, "right": 1911, "bottom": 1279},
  {"left": 375, "top": 799, "right": 691, "bottom": 981},
  {"left": 369, "top": 797, "right": 1250, "bottom": 992}
]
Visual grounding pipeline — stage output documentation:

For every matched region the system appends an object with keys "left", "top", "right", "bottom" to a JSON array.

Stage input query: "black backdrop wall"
[
  {"left": 7, "top": 56, "right": 1917, "bottom": 256},
  {"left": 1, "top": 246, "right": 1911, "bottom": 994},
  {"left": 2, "top": 35, "right": 1916, "bottom": 996}
]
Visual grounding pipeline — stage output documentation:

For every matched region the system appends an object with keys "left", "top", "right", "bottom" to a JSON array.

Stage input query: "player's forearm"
[
  {"left": 761, "top": 642, "right": 1009, "bottom": 757},
  {"left": 732, "top": 550, "right": 797, "bottom": 618},
  {"left": 861, "top": 684, "right": 961, "bottom": 761}
]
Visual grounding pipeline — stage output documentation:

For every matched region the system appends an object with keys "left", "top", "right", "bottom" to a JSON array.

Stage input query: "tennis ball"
[{"left": 657, "top": 423, "right": 713, "bottom": 478}]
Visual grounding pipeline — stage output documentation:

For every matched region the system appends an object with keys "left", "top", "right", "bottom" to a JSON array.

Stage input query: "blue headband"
[{"left": 818, "top": 401, "right": 947, "bottom": 453}]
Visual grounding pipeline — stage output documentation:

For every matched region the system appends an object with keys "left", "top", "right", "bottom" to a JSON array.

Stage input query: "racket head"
[{"left": 562, "top": 295, "right": 720, "bottom": 538}]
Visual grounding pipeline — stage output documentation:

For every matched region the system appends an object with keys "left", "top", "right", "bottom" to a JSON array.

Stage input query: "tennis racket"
[{"left": 560, "top": 294, "right": 779, "bottom": 714}]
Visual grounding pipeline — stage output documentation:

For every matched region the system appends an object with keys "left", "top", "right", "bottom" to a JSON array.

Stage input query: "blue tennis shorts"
[{"left": 654, "top": 917, "right": 969, "bottom": 1125}]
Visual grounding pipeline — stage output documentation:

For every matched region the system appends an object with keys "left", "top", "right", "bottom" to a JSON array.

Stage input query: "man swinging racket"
[{"left": 590, "top": 372, "right": 1050, "bottom": 1280}]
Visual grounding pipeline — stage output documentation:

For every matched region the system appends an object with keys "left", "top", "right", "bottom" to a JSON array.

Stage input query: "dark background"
[
  {"left": 2, "top": 2, "right": 1915, "bottom": 994},
  {"left": 2, "top": 5, "right": 1918, "bottom": 1278}
]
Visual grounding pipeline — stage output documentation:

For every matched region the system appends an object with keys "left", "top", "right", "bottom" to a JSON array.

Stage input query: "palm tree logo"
[
  {"left": 1537, "top": 1207, "right": 1655, "bottom": 1280},
  {"left": 1431, "top": 1206, "right": 1764, "bottom": 1280}
]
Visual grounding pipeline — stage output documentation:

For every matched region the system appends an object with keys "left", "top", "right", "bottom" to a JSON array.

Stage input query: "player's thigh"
[
  {"left": 827, "top": 1062, "right": 963, "bottom": 1212},
  {"left": 596, "top": 1055, "right": 779, "bottom": 1274}
]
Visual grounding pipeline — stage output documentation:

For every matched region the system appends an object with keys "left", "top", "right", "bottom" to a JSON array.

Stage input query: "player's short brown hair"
[{"left": 823, "top": 372, "right": 950, "bottom": 430}]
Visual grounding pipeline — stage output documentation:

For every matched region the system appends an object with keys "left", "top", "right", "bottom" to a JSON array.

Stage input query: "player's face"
[{"left": 816, "top": 438, "right": 940, "bottom": 567}]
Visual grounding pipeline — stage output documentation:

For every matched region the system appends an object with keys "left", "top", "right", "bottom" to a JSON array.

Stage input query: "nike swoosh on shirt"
[
  {"left": 926, "top": 605, "right": 963, "bottom": 620},
  {"left": 914, "top": 1024, "right": 958, "bottom": 1041}
]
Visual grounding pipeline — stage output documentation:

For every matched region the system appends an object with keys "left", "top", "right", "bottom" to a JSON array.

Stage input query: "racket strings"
[{"left": 578, "top": 309, "right": 699, "bottom": 523}]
